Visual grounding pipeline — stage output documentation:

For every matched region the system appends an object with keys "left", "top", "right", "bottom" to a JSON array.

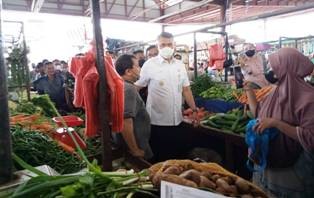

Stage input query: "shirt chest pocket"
[{"left": 151, "top": 71, "right": 167, "bottom": 88}]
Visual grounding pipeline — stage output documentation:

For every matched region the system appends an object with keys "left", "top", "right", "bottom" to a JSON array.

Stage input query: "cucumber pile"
[{"left": 202, "top": 109, "right": 251, "bottom": 135}]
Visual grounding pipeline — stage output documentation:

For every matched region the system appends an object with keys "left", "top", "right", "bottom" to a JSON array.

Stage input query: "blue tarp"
[{"left": 195, "top": 97, "right": 243, "bottom": 113}]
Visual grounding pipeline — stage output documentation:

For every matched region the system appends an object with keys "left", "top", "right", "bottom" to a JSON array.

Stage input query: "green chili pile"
[{"left": 11, "top": 127, "right": 85, "bottom": 174}]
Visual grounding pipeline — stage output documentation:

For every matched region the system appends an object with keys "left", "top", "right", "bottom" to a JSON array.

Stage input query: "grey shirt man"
[{"left": 124, "top": 81, "right": 153, "bottom": 159}]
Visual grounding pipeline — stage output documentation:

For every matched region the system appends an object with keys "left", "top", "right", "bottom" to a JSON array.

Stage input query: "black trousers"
[{"left": 150, "top": 123, "right": 191, "bottom": 162}]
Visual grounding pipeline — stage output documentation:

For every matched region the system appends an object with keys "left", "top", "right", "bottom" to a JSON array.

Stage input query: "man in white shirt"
[{"left": 135, "top": 32, "right": 198, "bottom": 161}]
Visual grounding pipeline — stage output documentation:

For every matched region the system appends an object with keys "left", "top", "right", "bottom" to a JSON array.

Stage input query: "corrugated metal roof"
[{"left": 2, "top": 0, "right": 313, "bottom": 24}]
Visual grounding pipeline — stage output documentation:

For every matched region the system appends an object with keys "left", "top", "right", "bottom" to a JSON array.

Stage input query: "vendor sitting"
[
  {"left": 33, "top": 61, "right": 67, "bottom": 112},
  {"left": 114, "top": 54, "right": 153, "bottom": 160}
]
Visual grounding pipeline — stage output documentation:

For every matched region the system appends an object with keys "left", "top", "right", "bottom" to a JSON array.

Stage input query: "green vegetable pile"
[
  {"left": 8, "top": 98, "right": 157, "bottom": 198},
  {"left": 15, "top": 100, "right": 42, "bottom": 115},
  {"left": 10, "top": 157, "right": 155, "bottom": 198},
  {"left": 31, "top": 95, "right": 58, "bottom": 117},
  {"left": 202, "top": 109, "right": 251, "bottom": 135},
  {"left": 85, "top": 137, "right": 102, "bottom": 159},
  {"left": 11, "top": 127, "right": 85, "bottom": 174},
  {"left": 191, "top": 75, "right": 214, "bottom": 97},
  {"left": 11, "top": 95, "right": 58, "bottom": 117},
  {"left": 199, "top": 84, "right": 237, "bottom": 101},
  {"left": 10, "top": 130, "right": 157, "bottom": 198}
]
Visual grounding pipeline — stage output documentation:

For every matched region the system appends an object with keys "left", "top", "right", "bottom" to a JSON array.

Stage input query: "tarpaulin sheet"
[{"left": 195, "top": 97, "right": 243, "bottom": 113}]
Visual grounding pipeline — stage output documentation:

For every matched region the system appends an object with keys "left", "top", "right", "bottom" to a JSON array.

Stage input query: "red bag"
[
  {"left": 209, "top": 44, "right": 225, "bottom": 60},
  {"left": 70, "top": 52, "right": 124, "bottom": 137},
  {"left": 208, "top": 44, "right": 225, "bottom": 70}
]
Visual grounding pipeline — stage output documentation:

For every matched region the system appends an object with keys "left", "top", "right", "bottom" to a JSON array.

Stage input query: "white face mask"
[
  {"left": 159, "top": 47, "right": 174, "bottom": 59},
  {"left": 55, "top": 65, "right": 61, "bottom": 70}
]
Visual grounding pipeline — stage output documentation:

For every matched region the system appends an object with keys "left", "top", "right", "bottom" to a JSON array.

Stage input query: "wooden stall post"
[
  {"left": 90, "top": 0, "right": 112, "bottom": 171},
  {"left": 193, "top": 32, "right": 198, "bottom": 79},
  {"left": 221, "top": 0, "right": 228, "bottom": 82},
  {"left": 0, "top": 0, "right": 13, "bottom": 184}
]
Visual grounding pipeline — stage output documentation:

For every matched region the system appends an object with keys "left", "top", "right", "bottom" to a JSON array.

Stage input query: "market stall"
[{"left": 1, "top": 0, "right": 314, "bottom": 197}]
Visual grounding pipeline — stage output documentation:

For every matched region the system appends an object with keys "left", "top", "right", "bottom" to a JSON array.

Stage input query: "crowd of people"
[
  {"left": 115, "top": 32, "right": 314, "bottom": 198},
  {"left": 30, "top": 59, "right": 75, "bottom": 113},
  {"left": 29, "top": 31, "right": 314, "bottom": 197}
]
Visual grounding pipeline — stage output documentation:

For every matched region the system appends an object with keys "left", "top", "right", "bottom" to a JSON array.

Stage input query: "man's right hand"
[{"left": 129, "top": 149, "right": 145, "bottom": 158}]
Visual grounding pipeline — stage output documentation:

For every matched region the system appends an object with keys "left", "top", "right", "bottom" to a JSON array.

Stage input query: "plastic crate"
[
  {"left": 53, "top": 127, "right": 87, "bottom": 149},
  {"left": 52, "top": 115, "right": 84, "bottom": 127}
]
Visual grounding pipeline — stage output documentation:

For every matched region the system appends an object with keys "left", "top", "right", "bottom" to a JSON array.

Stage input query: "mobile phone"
[{"left": 234, "top": 66, "right": 244, "bottom": 89}]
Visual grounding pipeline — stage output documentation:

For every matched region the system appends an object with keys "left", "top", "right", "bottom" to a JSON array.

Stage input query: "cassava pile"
[{"left": 149, "top": 160, "right": 268, "bottom": 198}]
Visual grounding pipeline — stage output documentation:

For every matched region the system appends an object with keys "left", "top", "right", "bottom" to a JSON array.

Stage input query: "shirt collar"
[
  {"left": 124, "top": 79, "right": 134, "bottom": 85},
  {"left": 158, "top": 55, "right": 175, "bottom": 64}
]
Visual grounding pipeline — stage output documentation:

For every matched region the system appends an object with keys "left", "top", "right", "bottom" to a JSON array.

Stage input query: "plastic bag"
[{"left": 245, "top": 119, "right": 278, "bottom": 172}]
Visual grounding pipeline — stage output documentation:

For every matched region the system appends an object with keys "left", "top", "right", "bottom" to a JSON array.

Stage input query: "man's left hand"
[{"left": 254, "top": 118, "right": 278, "bottom": 133}]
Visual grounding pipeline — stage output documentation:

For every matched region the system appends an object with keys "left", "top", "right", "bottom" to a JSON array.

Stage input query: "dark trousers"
[{"left": 150, "top": 123, "right": 190, "bottom": 162}]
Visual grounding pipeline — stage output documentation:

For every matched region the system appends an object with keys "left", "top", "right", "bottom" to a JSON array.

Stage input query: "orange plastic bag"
[{"left": 209, "top": 44, "right": 226, "bottom": 70}]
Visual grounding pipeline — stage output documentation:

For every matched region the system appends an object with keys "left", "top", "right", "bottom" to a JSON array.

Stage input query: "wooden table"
[{"left": 181, "top": 120, "right": 251, "bottom": 179}]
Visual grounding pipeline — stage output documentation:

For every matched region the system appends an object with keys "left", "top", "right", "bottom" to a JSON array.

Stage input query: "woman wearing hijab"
[
  {"left": 245, "top": 48, "right": 314, "bottom": 198},
  {"left": 241, "top": 43, "right": 269, "bottom": 88}
]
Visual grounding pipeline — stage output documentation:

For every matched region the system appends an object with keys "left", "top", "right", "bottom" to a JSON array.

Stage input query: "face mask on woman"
[
  {"left": 159, "top": 47, "right": 174, "bottom": 59},
  {"left": 264, "top": 62, "right": 279, "bottom": 84},
  {"left": 245, "top": 50, "right": 255, "bottom": 57}
]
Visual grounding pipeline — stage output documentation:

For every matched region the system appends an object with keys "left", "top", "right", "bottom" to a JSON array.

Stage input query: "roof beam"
[
  {"left": 165, "top": 7, "right": 219, "bottom": 23},
  {"left": 80, "top": 0, "right": 85, "bottom": 15},
  {"left": 231, "top": 0, "right": 303, "bottom": 5},
  {"left": 127, "top": 0, "right": 141, "bottom": 17},
  {"left": 164, "top": 5, "right": 214, "bottom": 22},
  {"left": 130, "top": 0, "right": 160, "bottom": 20},
  {"left": 143, "top": 0, "right": 146, "bottom": 19},
  {"left": 96, "top": 2, "right": 156, "bottom": 9},
  {"left": 211, "top": 0, "right": 225, "bottom": 5},
  {"left": 124, "top": 0, "right": 128, "bottom": 16},
  {"left": 31, "top": 0, "right": 45, "bottom": 12},
  {"left": 87, "top": 0, "right": 140, "bottom": 16},
  {"left": 57, "top": 0, "right": 66, "bottom": 10},
  {"left": 26, "top": 0, "right": 32, "bottom": 10},
  {"left": 101, "top": 12, "right": 155, "bottom": 20},
  {"left": 149, "top": 0, "right": 216, "bottom": 22},
  {"left": 104, "top": 0, "right": 108, "bottom": 12},
  {"left": 106, "top": 0, "right": 118, "bottom": 15}
]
